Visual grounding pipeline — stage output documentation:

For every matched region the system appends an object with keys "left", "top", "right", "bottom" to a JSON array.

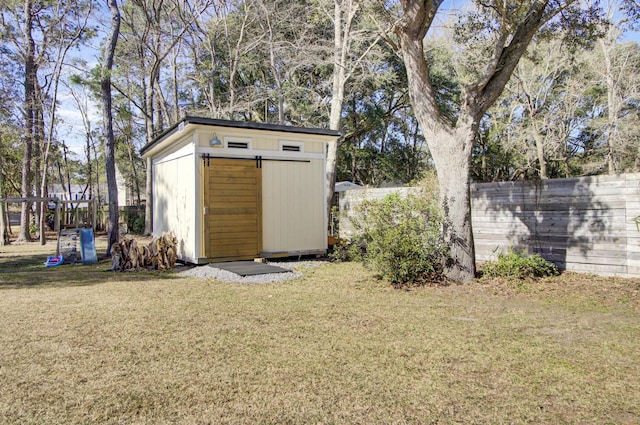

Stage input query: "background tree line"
[{"left": 1, "top": 0, "right": 639, "bottom": 279}]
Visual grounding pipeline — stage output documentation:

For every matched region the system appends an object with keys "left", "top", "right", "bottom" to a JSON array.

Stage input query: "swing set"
[{"left": 0, "top": 197, "right": 98, "bottom": 264}]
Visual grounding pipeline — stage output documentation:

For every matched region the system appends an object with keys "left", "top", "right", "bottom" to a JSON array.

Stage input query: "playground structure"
[
  {"left": 57, "top": 226, "right": 98, "bottom": 265},
  {"left": 0, "top": 197, "right": 98, "bottom": 264}
]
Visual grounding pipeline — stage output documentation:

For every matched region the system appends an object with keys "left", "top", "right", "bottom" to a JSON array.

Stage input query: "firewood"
[
  {"left": 141, "top": 245, "right": 151, "bottom": 268},
  {"left": 129, "top": 239, "right": 140, "bottom": 271},
  {"left": 110, "top": 243, "right": 123, "bottom": 271},
  {"left": 110, "top": 232, "right": 179, "bottom": 272}
]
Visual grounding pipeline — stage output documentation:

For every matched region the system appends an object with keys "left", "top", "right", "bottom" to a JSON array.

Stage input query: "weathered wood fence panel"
[
  {"left": 472, "top": 174, "right": 640, "bottom": 277},
  {"left": 339, "top": 173, "right": 640, "bottom": 278}
]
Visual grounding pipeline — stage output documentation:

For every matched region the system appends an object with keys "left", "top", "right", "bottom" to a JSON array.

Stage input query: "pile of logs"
[{"left": 110, "top": 231, "right": 178, "bottom": 272}]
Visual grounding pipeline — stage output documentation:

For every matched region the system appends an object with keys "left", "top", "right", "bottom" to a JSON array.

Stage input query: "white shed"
[{"left": 140, "top": 116, "right": 341, "bottom": 264}]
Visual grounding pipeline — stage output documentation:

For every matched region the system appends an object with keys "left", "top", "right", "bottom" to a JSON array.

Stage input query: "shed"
[
  {"left": 140, "top": 116, "right": 341, "bottom": 264},
  {"left": 335, "top": 181, "right": 363, "bottom": 193}
]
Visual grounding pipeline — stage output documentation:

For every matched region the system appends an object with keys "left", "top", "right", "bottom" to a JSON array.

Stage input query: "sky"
[
  {"left": 58, "top": 106, "right": 99, "bottom": 158},
  {"left": 56, "top": 0, "right": 474, "bottom": 159},
  {"left": 55, "top": 0, "right": 638, "bottom": 159}
]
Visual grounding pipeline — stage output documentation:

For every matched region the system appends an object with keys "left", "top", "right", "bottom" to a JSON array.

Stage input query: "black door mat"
[{"left": 209, "top": 261, "right": 291, "bottom": 276}]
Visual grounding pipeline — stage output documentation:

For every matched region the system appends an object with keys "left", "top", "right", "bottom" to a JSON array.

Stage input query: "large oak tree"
[{"left": 389, "top": 0, "right": 607, "bottom": 282}]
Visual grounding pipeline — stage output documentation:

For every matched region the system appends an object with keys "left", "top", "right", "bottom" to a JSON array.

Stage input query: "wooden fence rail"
[{"left": 339, "top": 173, "right": 640, "bottom": 278}]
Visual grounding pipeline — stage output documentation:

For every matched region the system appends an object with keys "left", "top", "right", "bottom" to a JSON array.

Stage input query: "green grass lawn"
[{"left": 1, "top": 239, "right": 639, "bottom": 424}]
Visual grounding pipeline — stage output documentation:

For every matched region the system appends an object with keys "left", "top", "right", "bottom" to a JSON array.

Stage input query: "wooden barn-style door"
[{"left": 203, "top": 158, "right": 262, "bottom": 261}]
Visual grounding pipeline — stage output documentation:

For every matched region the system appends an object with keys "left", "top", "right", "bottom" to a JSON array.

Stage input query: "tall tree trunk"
[
  {"left": 125, "top": 142, "right": 141, "bottom": 205},
  {"left": 0, "top": 202, "right": 7, "bottom": 246},
  {"left": 18, "top": 0, "right": 36, "bottom": 242},
  {"left": 34, "top": 90, "right": 44, "bottom": 243},
  {"left": 102, "top": 0, "right": 121, "bottom": 255},
  {"left": 144, "top": 77, "right": 155, "bottom": 141},
  {"left": 154, "top": 75, "right": 168, "bottom": 130},
  {"left": 326, "top": 0, "right": 356, "bottom": 219},
  {"left": 142, "top": 62, "right": 158, "bottom": 237},
  {"left": 0, "top": 142, "right": 9, "bottom": 246},
  {"left": 62, "top": 143, "right": 73, "bottom": 200},
  {"left": 599, "top": 2, "right": 623, "bottom": 175},
  {"left": 398, "top": 23, "right": 477, "bottom": 282},
  {"left": 603, "top": 39, "right": 619, "bottom": 175},
  {"left": 142, "top": 68, "right": 154, "bottom": 235},
  {"left": 94, "top": 139, "right": 102, "bottom": 226},
  {"left": 31, "top": 90, "right": 44, "bottom": 238},
  {"left": 257, "top": 1, "right": 285, "bottom": 124},
  {"left": 86, "top": 128, "right": 93, "bottom": 201},
  {"left": 170, "top": 49, "right": 180, "bottom": 123},
  {"left": 397, "top": 18, "right": 478, "bottom": 282},
  {"left": 533, "top": 132, "right": 548, "bottom": 179},
  {"left": 422, "top": 114, "right": 478, "bottom": 283},
  {"left": 407, "top": 105, "right": 479, "bottom": 282},
  {"left": 395, "top": 0, "right": 551, "bottom": 282}
]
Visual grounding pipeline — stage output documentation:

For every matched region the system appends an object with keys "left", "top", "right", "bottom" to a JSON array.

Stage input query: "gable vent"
[
  {"left": 282, "top": 144, "right": 301, "bottom": 152},
  {"left": 228, "top": 141, "right": 249, "bottom": 149}
]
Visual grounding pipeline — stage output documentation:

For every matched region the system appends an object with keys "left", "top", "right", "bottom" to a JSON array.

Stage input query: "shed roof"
[
  {"left": 140, "top": 116, "right": 342, "bottom": 156},
  {"left": 335, "top": 181, "right": 363, "bottom": 192}
]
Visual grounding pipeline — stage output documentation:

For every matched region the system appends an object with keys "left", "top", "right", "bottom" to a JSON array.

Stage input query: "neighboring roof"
[
  {"left": 335, "top": 181, "right": 363, "bottom": 192},
  {"left": 140, "top": 116, "right": 342, "bottom": 156},
  {"left": 50, "top": 184, "right": 86, "bottom": 194}
]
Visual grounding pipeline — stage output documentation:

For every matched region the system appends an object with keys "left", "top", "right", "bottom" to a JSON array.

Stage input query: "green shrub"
[
  {"left": 329, "top": 239, "right": 363, "bottom": 263},
  {"left": 481, "top": 250, "right": 559, "bottom": 279},
  {"left": 347, "top": 186, "right": 447, "bottom": 287}
]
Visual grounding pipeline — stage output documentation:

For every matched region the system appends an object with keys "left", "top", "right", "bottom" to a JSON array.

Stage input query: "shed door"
[{"left": 203, "top": 158, "right": 262, "bottom": 260}]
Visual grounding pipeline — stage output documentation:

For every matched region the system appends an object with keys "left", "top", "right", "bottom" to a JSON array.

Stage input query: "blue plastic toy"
[
  {"left": 78, "top": 228, "right": 98, "bottom": 265},
  {"left": 45, "top": 255, "right": 64, "bottom": 267}
]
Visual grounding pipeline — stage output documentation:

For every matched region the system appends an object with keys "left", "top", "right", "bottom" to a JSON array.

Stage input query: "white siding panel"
[
  {"left": 262, "top": 159, "right": 325, "bottom": 253},
  {"left": 153, "top": 153, "right": 196, "bottom": 262}
]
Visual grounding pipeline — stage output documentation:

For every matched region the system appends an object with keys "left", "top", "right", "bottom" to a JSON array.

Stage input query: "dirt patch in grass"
[{"left": 1, "top": 242, "right": 639, "bottom": 423}]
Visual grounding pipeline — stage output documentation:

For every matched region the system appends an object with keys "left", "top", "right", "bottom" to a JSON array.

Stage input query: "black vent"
[
  {"left": 228, "top": 141, "right": 249, "bottom": 149},
  {"left": 282, "top": 145, "right": 301, "bottom": 152}
]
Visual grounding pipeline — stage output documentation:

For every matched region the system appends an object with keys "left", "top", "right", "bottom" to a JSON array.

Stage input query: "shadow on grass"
[{"left": 0, "top": 253, "right": 175, "bottom": 289}]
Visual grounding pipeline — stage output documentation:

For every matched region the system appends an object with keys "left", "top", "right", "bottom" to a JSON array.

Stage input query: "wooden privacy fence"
[
  {"left": 92, "top": 206, "right": 145, "bottom": 233},
  {"left": 339, "top": 173, "right": 640, "bottom": 278}
]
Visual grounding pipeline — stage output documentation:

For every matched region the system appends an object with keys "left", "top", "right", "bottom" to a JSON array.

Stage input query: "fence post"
[
  {"left": 92, "top": 199, "right": 97, "bottom": 230},
  {"left": 54, "top": 201, "right": 61, "bottom": 234}
]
